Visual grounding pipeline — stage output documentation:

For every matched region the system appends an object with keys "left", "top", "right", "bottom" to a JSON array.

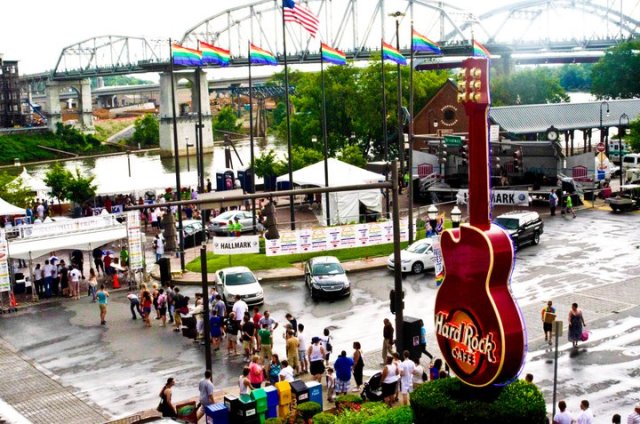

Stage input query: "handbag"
[{"left": 580, "top": 330, "right": 589, "bottom": 342}]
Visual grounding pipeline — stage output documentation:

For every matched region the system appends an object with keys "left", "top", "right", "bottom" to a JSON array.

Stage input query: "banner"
[
  {"left": 457, "top": 189, "right": 530, "bottom": 206},
  {"left": 432, "top": 236, "right": 444, "bottom": 287},
  {"left": 213, "top": 235, "right": 260, "bottom": 255},
  {"left": 0, "top": 234, "right": 10, "bottom": 293},
  {"left": 266, "top": 219, "right": 413, "bottom": 256},
  {"left": 126, "top": 211, "right": 144, "bottom": 271}
]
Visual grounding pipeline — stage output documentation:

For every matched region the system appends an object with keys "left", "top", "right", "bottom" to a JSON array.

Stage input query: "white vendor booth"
[{"left": 277, "top": 158, "right": 385, "bottom": 225}]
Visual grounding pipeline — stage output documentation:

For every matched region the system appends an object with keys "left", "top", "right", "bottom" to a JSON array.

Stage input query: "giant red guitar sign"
[{"left": 433, "top": 57, "right": 526, "bottom": 387}]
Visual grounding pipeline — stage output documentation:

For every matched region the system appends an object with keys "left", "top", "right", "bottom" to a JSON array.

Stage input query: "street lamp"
[
  {"left": 389, "top": 11, "right": 406, "bottom": 177},
  {"left": 619, "top": 113, "right": 630, "bottom": 188},
  {"left": 14, "top": 158, "right": 20, "bottom": 167},
  {"left": 433, "top": 119, "right": 439, "bottom": 136},
  {"left": 427, "top": 204, "right": 438, "bottom": 235},
  {"left": 311, "top": 135, "right": 318, "bottom": 144},
  {"left": 451, "top": 206, "right": 462, "bottom": 228},
  {"left": 599, "top": 101, "right": 610, "bottom": 155}
]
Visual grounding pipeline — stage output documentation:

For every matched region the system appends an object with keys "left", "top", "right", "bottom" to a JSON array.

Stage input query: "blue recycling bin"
[
  {"left": 597, "top": 169, "right": 606, "bottom": 181},
  {"left": 263, "top": 385, "right": 279, "bottom": 418},
  {"left": 205, "top": 403, "right": 229, "bottom": 424},
  {"left": 216, "top": 172, "right": 225, "bottom": 191},
  {"left": 276, "top": 180, "right": 291, "bottom": 191},
  {"left": 306, "top": 381, "right": 323, "bottom": 410}
]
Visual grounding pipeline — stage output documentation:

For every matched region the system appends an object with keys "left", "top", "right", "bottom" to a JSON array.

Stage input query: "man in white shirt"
[
  {"left": 576, "top": 399, "right": 594, "bottom": 424},
  {"left": 628, "top": 402, "right": 640, "bottom": 424},
  {"left": 69, "top": 266, "right": 82, "bottom": 299},
  {"left": 279, "top": 360, "right": 295, "bottom": 382},
  {"left": 297, "top": 323, "right": 309, "bottom": 374},
  {"left": 399, "top": 350, "right": 416, "bottom": 405},
  {"left": 232, "top": 295, "right": 248, "bottom": 328},
  {"left": 553, "top": 400, "right": 574, "bottom": 424},
  {"left": 43, "top": 259, "right": 55, "bottom": 298}
]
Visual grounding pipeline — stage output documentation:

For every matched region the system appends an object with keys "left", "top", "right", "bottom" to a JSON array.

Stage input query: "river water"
[{"left": 24, "top": 136, "right": 286, "bottom": 196}]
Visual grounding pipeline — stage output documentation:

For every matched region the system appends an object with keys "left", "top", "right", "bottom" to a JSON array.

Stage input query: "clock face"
[{"left": 547, "top": 129, "right": 559, "bottom": 141}]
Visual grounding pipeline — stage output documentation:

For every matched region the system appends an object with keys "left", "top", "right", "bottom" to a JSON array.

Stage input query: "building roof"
[{"left": 489, "top": 99, "right": 640, "bottom": 134}]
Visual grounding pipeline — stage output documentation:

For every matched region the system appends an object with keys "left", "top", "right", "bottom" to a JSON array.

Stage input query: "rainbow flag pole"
[{"left": 408, "top": 21, "right": 415, "bottom": 244}]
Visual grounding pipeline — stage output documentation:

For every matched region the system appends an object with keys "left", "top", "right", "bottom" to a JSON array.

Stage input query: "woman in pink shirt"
[{"left": 248, "top": 355, "right": 265, "bottom": 389}]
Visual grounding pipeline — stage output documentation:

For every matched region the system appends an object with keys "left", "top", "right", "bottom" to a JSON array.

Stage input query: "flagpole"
[
  {"left": 395, "top": 18, "right": 404, "bottom": 187},
  {"left": 408, "top": 23, "right": 415, "bottom": 244},
  {"left": 381, "top": 38, "right": 390, "bottom": 218},
  {"left": 282, "top": 6, "right": 296, "bottom": 230},
  {"left": 169, "top": 40, "right": 186, "bottom": 271},
  {"left": 320, "top": 44, "right": 331, "bottom": 226},
  {"left": 248, "top": 42, "right": 257, "bottom": 235},
  {"left": 195, "top": 41, "right": 205, "bottom": 194}
]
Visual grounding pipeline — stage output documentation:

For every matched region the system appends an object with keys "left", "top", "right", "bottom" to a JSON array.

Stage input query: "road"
[{"left": 0, "top": 208, "right": 639, "bottom": 421}]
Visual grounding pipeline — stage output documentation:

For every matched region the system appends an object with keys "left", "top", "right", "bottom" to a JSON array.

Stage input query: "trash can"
[
  {"left": 290, "top": 379, "right": 309, "bottom": 405},
  {"left": 250, "top": 388, "right": 267, "bottom": 424},
  {"left": 306, "top": 381, "right": 323, "bottom": 410},
  {"left": 158, "top": 257, "right": 171, "bottom": 284},
  {"left": 175, "top": 400, "right": 198, "bottom": 423},
  {"left": 402, "top": 315, "right": 423, "bottom": 362},
  {"left": 224, "top": 394, "right": 242, "bottom": 424},
  {"left": 263, "top": 385, "right": 279, "bottom": 419},
  {"left": 216, "top": 172, "right": 225, "bottom": 192},
  {"left": 205, "top": 403, "right": 230, "bottom": 424},
  {"left": 275, "top": 380, "right": 291, "bottom": 417},
  {"left": 237, "top": 394, "right": 258, "bottom": 423}
]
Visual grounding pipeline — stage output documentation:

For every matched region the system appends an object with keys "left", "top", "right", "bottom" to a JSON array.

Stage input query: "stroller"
[{"left": 360, "top": 372, "right": 385, "bottom": 401}]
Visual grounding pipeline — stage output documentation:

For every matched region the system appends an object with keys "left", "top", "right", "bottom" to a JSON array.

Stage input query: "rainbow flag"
[
  {"left": 382, "top": 41, "right": 407, "bottom": 65},
  {"left": 172, "top": 44, "right": 202, "bottom": 67},
  {"left": 249, "top": 44, "right": 278, "bottom": 65},
  {"left": 472, "top": 40, "right": 491, "bottom": 58},
  {"left": 321, "top": 43, "right": 346, "bottom": 65},
  {"left": 412, "top": 30, "right": 442, "bottom": 55},
  {"left": 200, "top": 41, "right": 230, "bottom": 67}
]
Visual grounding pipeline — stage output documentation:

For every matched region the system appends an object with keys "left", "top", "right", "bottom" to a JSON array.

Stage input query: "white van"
[{"left": 622, "top": 153, "right": 640, "bottom": 170}]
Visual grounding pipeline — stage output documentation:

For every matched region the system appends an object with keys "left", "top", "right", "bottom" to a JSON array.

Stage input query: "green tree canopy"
[
  {"left": 0, "top": 172, "right": 33, "bottom": 209},
  {"left": 491, "top": 68, "right": 569, "bottom": 106},
  {"left": 254, "top": 149, "right": 279, "bottom": 178},
  {"left": 131, "top": 114, "right": 159, "bottom": 147},
  {"left": 65, "top": 169, "right": 97, "bottom": 206},
  {"left": 592, "top": 41, "right": 640, "bottom": 99},
  {"left": 337, "top": 144, "right": 367, "bottom": 168},
  {"left": 212, "top": 106, "right": 241, "bottom": 134},
  {"left": 625, "top": 116, "right": 640, "bottom": 153},
  {"left": 556, "top": 64, "right": 592, "bottom": 91},
  {"left": 44, "top": 163, "right": 71, "bottom": 205}
]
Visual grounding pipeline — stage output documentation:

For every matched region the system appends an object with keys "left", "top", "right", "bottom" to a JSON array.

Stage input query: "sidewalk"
[{"left": 0, "top": 338, "right": 106, "bottom": 424}]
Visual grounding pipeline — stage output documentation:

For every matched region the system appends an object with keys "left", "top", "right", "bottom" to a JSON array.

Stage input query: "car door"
[
  {"left": 216, "top": 271, "right": 225, "bottom": 298},
  {"left": 242, "top": 212, "right": 254, "bottom": 231},
  {"left": 304, "top": 261, "right": 311, "bottom": 289}
]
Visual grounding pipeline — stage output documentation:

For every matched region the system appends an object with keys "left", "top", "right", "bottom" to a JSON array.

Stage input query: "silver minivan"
[{"left": 622, "top": 153, "right": 640, "bottom": 170}]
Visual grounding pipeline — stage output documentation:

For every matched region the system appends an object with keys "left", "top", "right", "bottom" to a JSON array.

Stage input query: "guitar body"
[
  {"left": 435, "top": 224, "right": 525, "bottom": 387},
  {"left": 434, "top": 57, "right": 526, "bottom": 387}
]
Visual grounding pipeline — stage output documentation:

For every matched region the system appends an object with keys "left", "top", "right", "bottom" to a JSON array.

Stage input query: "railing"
[{"left": 6, "top": 215, "right": 122, "bottom": 241}]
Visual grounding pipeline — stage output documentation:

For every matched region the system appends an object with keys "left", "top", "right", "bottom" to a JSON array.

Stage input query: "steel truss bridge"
[{"left": 22, "top": 0, "right": 640, "bottom": 83}]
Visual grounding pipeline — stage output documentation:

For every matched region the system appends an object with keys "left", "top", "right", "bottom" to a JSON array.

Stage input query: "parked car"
[
  {"left": 177, "top": 219, "right": 205, "bottom": 248},
  {"left": 208, "top": 210, "right": 257, "bottom": 236},
  {"left": 386, "top": 237, "right": 436, "bottom": 274},
  {"left": 214, "top": 266, "right": 264, "bottom": 308},
  {"left": 304, "top": 256, "right": 351, "bottom": 300},
  {"left": 493, "top": 211, "right": 544, "bottom": 249}
]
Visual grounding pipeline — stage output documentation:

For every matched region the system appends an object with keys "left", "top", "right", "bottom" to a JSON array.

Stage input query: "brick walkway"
[{"left": 0, "top": 338, "right": 106, "bottom": 424}]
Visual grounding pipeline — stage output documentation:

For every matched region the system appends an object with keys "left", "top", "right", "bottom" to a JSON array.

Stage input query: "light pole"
[
  {"left": 451, "top": 206, "right": 462, "bottom": 228},
  {"left": 619, "top": 113, "right": 630, "bottom": 188},
  {"left": 427, "top": 204, "right": 438, "bottom": 236},
  {"left": 127, "top": 150, "right": 131, "bottom": 178},
  {"left": 599, "top": 101, "right": 610, "bottom": 156},
  {"left": 185, "top": 138, "right": 194, "bottom": 172},
  {"left": 390, "top": 11, "right": 406, "bottom": 176}
]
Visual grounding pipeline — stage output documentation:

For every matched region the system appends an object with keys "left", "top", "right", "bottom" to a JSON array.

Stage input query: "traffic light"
[
  {"left": 389, "top": 289, "right": 405, "bottom": 314},
  {"left": 459, "top": 143, "right": 468, "bottom": 166},
  {"left": 513, "top": 149, "right": 521, "bottom": 172}
]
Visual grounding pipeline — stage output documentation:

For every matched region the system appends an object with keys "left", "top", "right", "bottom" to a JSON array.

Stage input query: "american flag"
[{"left": 283, "top": 0, "right": 319, "bottom": 37}]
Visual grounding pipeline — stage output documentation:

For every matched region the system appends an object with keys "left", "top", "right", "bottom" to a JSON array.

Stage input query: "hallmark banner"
[
  {"left": 457, "top": 189, "right": 530, "bottom": 206},
  {"left": 213, "top": 236, "right": 260, "bottom": 255}
]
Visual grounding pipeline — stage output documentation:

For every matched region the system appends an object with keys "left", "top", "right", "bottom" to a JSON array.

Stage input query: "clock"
[{"left": 546, "top": 127, "right": 559, "bottom": 142}]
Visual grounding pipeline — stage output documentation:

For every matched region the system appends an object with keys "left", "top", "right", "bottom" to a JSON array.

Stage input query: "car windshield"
[
  {"left": 495, "top": 217, "right": 519, "bottom": 230},
  {"left": 225, "top": 272, "right": 257, "bottom": 286},
  {"left": 312, "top": 263, "right": 344, "bottom": 276},
  {"left": 406, "top": 241, "right": 429, "bottom": 253}
]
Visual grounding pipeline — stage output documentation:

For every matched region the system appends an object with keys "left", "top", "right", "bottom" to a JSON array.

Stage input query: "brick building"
[
  {"left": 413, "top": 79, "right": 469, "bottom": 142},
  {"left": 0, "top": 55, "right": 24, "bottom": 128}
]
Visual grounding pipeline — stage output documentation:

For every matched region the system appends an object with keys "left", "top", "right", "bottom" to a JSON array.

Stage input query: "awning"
[
  {"left": 0, "top": 198, "right": 26, "bottom": 216},
  {"left": 8, "top": 226, "right": 127, "bottom": 260}
]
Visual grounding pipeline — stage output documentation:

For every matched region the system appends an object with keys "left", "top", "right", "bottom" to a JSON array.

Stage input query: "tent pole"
[{"left": 29, "top": 251, "right": 37, "bottom": 302}]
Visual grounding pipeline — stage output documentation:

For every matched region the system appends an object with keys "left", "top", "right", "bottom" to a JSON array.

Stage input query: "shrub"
[
  {"left": 265, "top": 418, "right": 284, "bottom": 424},
  {"left": 411, "top": 378, "right": 547, "bottom": 424},
  {"left": 297, "top": 401, "right": 322, "bottom": 420},
  {"left": 313, "top": 412, "right": 336, "bottom": 424},
  {"left": 335, "top": 394, "right": 363, "bottom": 413},
  {"left": 364, "top": 406, "right": 413, "bottom": 424}
]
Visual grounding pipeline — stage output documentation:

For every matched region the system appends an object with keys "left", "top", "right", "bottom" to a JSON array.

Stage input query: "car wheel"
[
  {"left": 532, "top": 231, "right": 540, "bottom": 246},
  {"left": 310, "top": 287, "right": 318, "bottom": 300},
  {"left": 411, "top": 261, "right": 424, "bottom": 274}
]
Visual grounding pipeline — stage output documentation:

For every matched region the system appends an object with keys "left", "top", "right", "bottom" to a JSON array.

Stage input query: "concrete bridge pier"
[
  {"left": 159, "top": 69, "right": 214, "bottom": 158},
  {"left": 44, "top": 79, "right": 94, "bottom": 131}
]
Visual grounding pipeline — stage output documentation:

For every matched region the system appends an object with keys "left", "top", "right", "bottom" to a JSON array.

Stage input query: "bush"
[
  {"left": 298, "top": 401, "right": 322, "bottom": 420},
  {"left": 313, "top": 412, "right": 336, "bottom": 424},
  {"left": 335, "top": 394, "right": 363, "bottom": 413},
  {"left": 265, "top": 418, "right": 284, "bottom": 424},
  {"left": 411, "top": 378, "right": 547, "bottom": 424},
  {"left": 364, "top": 406, "right": 413, "bottom": 424}
]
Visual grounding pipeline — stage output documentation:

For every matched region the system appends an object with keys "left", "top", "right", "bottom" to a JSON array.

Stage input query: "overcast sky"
[{"left": 1, "top": 0, "right": 635, "bottom": 74}]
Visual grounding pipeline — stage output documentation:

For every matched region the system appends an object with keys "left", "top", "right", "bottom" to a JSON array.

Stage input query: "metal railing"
[{"left": 4, "top": 214, "right": 122, "bottom": 241}]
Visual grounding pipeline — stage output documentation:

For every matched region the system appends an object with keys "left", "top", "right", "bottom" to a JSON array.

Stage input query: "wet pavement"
[{"left": 0, "top": 208, "right": 639, "bottom": 422}]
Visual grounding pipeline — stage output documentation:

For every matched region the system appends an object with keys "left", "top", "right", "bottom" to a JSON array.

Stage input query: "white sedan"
[{"left": 387, "top": 238, "right": 436, "bottom": 274}]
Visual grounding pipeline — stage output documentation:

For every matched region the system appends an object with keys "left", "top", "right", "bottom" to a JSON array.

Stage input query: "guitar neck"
[{"left": 467, "top": 108, "right": 491, "bottom": 230}]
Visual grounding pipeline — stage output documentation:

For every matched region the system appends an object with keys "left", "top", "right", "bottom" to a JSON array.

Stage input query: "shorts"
[
  {"left": 382, "top": 381, "right": 397, "bottom": 398},
  {"left": 400, "top": 379, "right": 413, "bottom": 394},
  {"left": 310, "top": 360, "right": 325, "bottom": 376},
  {"left": 159, "top": 306, "right": 167, "bottom": 317},
  {"left": 260, "top": 344, "right": 272, "bottom": 360},
  {"left": 298, "top": 350, "right": 306, "bottom": 363},
  {"left": 336, "top": 378, "right": 350, "bottom": 393},
  {"left": 287, "top": 352, "right": 299, "bottom": 369},
  {"left": 543, "top": 322, "right": 552, "bottom": 332},
  {"left": 243, "top": 340, "right": 251, "bottom": 351},
  {"left": 174, "top": 312, "right": 182, "bottom": 326},
  {"left": 143, "top": 307, "right": 151, "bottom": 316},
  {"left": 99, "top": 304, "right": 107, "bottom": 313}
]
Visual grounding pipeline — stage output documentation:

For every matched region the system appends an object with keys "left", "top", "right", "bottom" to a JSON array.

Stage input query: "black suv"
[{"left": 493, "top": 211, "right": 544, "bottom": 249}]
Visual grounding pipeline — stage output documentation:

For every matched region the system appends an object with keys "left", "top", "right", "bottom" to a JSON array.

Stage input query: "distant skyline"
[{"left": 1, "top": 0, "right": 635, "bottom": 74}]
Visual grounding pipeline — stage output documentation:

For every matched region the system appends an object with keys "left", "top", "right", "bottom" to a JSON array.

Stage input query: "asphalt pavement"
[{"left": 0, "top": 206, "right": 639, "bottom": 422}]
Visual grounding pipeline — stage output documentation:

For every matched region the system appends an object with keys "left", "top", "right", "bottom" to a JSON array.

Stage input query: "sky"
[{"left": 0, "top": 0, "right": 635, "bottom": 74}]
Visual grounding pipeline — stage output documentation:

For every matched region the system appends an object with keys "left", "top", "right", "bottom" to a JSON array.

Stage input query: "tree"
[
  {"left": 591, "top": 41, "right": 640, "bottom": 99},
  {"left": 337, "top": 144, "right": 367, "bottom": 168},
  {"left": 212, "top": 106, "right": 240, "bottom": 134},
  {"left": 44, "top": 163, "right": 71, "bottom": 206},
  {"left": 254, "top": 149, "right": 279, "bottom": 178},
  {"left": 625, "top": 117, "right": 640, "bottom": 153},
  {"left": 65, "top": 168, "right": 97, "bottom": 206},
  {"left": 556, "top": 64, "right": 592, "bottom": 91},
  {"left": 131, "top": 114, "right": 159, "bottom": 147},
  {"left": 491, "top": 68, "right": 569, "bottom": 106},
  {"left": 0, "top": 172, "right": 33, "bottom": 208}
]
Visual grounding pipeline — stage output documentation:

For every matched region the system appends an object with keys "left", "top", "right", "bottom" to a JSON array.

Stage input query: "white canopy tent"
[
  {"left": 0, "top": 198, "right": 26, "bottom": 216},
  {"left": 276, "top": 158, "right": 385, "bottom": 225},
  {"left": 12, "top": 168, "right": 50, "bottom": 199}
]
